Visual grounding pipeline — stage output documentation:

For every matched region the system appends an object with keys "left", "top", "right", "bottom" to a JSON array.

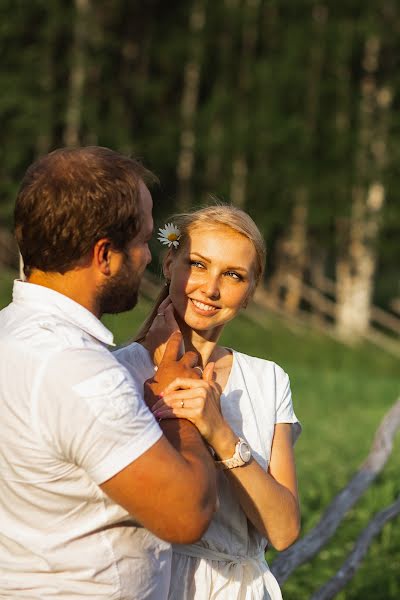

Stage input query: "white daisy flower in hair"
[{"left": 157, "top": 222, "right": 181, "bottom": 248}]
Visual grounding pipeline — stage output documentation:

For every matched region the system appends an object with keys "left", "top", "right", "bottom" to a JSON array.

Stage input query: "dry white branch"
[
  {"left": 271, "top": 397, "right": 400, "bottom": 584},
  {"left": 311, "top": 496, "right": 400, "bottom": 600}
]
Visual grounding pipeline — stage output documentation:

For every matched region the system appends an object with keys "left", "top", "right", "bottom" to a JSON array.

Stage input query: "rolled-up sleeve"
[{"left": 33, "top": 347, "right": 163, "bottom": 484}]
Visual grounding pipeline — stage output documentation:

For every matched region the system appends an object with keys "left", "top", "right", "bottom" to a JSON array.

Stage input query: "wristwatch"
[{"left": 215, "top": 438, "right": 252, "bottom": 470}]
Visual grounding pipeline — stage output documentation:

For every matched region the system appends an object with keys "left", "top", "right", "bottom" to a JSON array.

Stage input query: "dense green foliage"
[{"left": 0, "top": 0, "right": 399, "bottom": 305}]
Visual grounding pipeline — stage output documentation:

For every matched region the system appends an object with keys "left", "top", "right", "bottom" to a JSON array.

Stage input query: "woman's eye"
[
  {"left": 225, "top": 271, "right": 242, "bottom": 281},
  {"left": 190, "top": 260, "right": 205, "bottom": 269}
]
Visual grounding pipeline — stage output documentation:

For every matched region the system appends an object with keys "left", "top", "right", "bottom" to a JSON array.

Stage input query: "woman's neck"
[{"left": 179, "top": 319, "right": 225, "bottom": 369}]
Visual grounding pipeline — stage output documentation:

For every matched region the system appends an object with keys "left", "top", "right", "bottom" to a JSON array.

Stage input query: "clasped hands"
[{"left": 143, "top": 298, "right": 224, "bottom": 447}]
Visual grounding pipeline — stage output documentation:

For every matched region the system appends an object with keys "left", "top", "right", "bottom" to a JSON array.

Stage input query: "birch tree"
[
  {"left": 176, "top": 0, "right": 206, "bottom": 211},
  {"left": 336, "top": 35, "right": 392, "bottom": 339},
  {"left": 203, "top": 0, "right": 239, "bottom": 196},
  {"left": 230, "top": 0, "right": 261, "bottom": 208},
  {"left": 63, "top": 0, "right": 90, "bottom": 147},
  {"left": 268, "top": 5, "right": 328, "bottom": 312}
]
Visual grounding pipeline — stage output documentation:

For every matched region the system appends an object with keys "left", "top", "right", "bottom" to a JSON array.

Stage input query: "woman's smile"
[{"left": 189, "top": 298, "right": 220, "bottom": 315}]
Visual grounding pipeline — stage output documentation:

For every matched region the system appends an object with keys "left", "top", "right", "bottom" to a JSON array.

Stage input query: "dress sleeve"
[
  {"left": 113, "top": 342, "right": 156, "bottom": 383},
  {"left": 33, "top": 347, "right": 162, "bottom": 484},
  {"left": 275, "top": 365, "right": 302, "bottom": 445}
]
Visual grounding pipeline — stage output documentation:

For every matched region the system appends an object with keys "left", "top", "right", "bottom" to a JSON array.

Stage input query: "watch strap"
[{"left": 215, "top": 437, "right": 250, "bottom": 470}]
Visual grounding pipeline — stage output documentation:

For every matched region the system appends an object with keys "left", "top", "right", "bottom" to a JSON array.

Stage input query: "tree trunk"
[
  {"left": 204, "top": 0, "right": 239, "bottom": 196},
  {"left": 270, "top": 6, "right": 327, "bottom": 313},
  {"left": 176, "top": 0, "right": 206, "bottom": 211},
  {"left": 36, "top": 9, "right": 57, "bottom": 156},
  {"left": 336, "top": 37, "right": 391, "bottom": 339},
  {"left": 63, "top": 0, "right": 90, "bottom": 147},
  {"left": 282, "top": 189, "right": 309, "bottom": 313},
  {"left": 230, "top": 0, "right": 260, "bottom": 208}
]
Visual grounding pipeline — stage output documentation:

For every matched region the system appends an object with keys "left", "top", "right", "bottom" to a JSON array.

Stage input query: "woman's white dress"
[{"left": 115, "top": 343, "right": 301, "bottom": 600}]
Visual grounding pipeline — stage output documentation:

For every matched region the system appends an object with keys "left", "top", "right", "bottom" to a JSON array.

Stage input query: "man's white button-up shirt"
[{"left": 0, "top": 281, "right": 170, "bottom": 599}]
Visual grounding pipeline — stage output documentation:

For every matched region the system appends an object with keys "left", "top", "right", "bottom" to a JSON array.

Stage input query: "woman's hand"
[
  {"left": 151, "top": 364, "right": 238, "bottom": 455},
  {"left": 142, "top": 296, "right": 183, "bottom": 366}
]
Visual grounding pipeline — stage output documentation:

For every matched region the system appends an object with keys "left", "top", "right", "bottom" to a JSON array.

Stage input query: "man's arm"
[
  {"left": 102, "top": 332, "right": 217, "bottom": 543},
  {"left": 100, "top": 423, "right": 216, "bottom": 543}
]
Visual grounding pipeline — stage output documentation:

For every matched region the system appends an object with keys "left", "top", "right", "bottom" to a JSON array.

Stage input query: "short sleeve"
[
  {"left": 113, "top": 342, "right": 156, "bottom": 384},
  {"left": 33, "top": 347, "right": 162, "bottom": 484},
  {"left": 275, "top": 365, "right": 302, "bottom": 445}
]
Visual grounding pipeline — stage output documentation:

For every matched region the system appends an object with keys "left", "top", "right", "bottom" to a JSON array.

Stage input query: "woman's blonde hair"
[{"left": 135, "top": 203, "right": 266, "bottom": 342}]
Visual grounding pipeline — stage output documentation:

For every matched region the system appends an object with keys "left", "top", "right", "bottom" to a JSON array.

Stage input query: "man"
[{"left": 0, "top": 147, "right": 217, "bottom": 599}]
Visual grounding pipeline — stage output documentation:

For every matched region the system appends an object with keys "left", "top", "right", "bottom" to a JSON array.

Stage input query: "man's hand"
[{"left": 144, "top": 331, "right": 200, "bottom": 409}]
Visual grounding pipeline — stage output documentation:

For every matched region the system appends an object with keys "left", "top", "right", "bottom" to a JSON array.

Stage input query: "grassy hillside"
[{"left": 1, "top": 271, "right": 399, "bottom": 598}]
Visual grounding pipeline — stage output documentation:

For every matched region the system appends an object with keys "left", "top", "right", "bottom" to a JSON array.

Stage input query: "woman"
[{"left": 124, "top": 205, "right": 301, "bottom": 600}]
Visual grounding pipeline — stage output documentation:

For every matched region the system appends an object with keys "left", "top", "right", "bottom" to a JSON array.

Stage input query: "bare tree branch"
[
  {"left": 271, "top": 397, "right": 400, "bottom": 584},
  {"left": 311, "top": 496, "right": 400, "bottom": 600}
]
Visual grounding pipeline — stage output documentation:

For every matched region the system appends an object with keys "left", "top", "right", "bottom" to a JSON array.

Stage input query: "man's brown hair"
[{"left": 14, "top": 146, "right": 157, "bottom": 276}]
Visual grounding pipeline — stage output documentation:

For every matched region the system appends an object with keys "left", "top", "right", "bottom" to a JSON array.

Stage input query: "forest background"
[{"left": 0, "top": 1, "right": 399, "bottom": 598}]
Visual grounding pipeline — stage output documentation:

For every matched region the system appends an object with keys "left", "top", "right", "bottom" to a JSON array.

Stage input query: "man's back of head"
[{"left": 14, "top": 146, "right": 157, "bottom": 279}]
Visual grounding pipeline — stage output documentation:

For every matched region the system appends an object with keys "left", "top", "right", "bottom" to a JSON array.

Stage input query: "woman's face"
[{"left": 164, "top": 224, "right": 257, "bottom": 332}]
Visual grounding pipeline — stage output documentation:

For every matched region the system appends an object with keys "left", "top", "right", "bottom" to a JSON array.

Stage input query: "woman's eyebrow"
[
  {"left": 190, "top": 252, "right": 210, "bottom": 262},
  {"left": 190, "top": 252, "right": 249, "bottom": 273}
]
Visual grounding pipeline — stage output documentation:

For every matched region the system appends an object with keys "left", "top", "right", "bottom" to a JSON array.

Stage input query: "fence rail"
[{"left": 271, "top": 397, "right": 400, "bottom": 598}]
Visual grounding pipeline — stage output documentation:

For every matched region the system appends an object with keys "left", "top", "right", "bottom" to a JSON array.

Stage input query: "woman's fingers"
[
  {"left": 144, "top": 296, "right": 180, "bottom": 364},
  {"left": 151, "top": 388, "right": 205, "bottom": 413},
  {"left": 156, "top": 296, "right": 172, "bottom": 312},
  {"left": 163, "top": 377, "right": 211, "bottom": 395},
  {"left": 155, "top": 398, "right": 202, "bottom": 420}
]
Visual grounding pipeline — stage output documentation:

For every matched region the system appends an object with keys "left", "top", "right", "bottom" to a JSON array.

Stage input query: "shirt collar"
[{"left": 12, "top": 280, "right": 115, "bottom": 347}]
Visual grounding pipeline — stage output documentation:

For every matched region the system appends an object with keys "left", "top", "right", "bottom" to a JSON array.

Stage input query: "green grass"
[{"left": 1, "top": 271, "right": 399, "bottom": 598}]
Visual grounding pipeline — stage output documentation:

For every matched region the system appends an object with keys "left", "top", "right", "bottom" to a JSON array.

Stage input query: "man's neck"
[{"left": 28, "top": 269, "right": 98, "bottom": 317}]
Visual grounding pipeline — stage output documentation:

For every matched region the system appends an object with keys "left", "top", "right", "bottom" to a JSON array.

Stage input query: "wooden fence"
[
  {"left": 253, "top": 278, "right": 400, "bottom": 359},
  {"left": 271, "top": 398, "right": 400, "bottom": 599}
]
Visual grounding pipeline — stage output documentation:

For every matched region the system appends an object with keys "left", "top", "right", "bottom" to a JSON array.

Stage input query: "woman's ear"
[
  {"left": 242, "top": 282, "right": 256, "bottom": 309},
  {"left": 162, "top": 249, "right": 174, "bottom": 281}
]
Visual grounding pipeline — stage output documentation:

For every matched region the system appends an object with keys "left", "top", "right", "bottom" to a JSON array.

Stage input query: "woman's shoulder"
[
  {"left": 231, "top": 348, "right": 289, "bottom": 382},
  {"left": 230, "top": 349, "right": 300, "bottom": 439},
  {"left": 113, "top": 342, "right": 155, "bottom": 382},
  {"left": 113, "top": 341, "right": 150, "bottom": 361}
]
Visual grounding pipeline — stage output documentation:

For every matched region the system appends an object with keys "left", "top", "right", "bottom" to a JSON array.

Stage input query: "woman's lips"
[{"left": 189, "top": 298, "right": 220, "bottom": 315}]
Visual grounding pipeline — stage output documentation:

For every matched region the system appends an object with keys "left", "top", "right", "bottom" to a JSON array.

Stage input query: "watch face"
[{"left": 238, "top": 441, "right": 251, "bottom": 462}]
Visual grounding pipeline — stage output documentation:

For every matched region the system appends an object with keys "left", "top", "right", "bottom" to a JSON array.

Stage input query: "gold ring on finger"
[{"left": 181, "top": 400, "right": 184, "bottom": 408}]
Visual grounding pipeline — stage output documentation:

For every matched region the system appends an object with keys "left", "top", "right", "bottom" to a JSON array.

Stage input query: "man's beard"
[{"left": 97, "top": 254, "right": 141, "bottom": 316}]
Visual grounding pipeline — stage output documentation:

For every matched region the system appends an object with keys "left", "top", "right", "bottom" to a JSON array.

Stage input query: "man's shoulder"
[
  {"left": 34, "top": 314, "right": 104, "bottom": 352},
  {"left": 1, "top": 304, "right": 105, "bottom": 356}
]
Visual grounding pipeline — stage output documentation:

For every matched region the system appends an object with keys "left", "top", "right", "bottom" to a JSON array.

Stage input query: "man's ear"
[{"left": 93, "top": 238, "right": 113, "bottom": 275}]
